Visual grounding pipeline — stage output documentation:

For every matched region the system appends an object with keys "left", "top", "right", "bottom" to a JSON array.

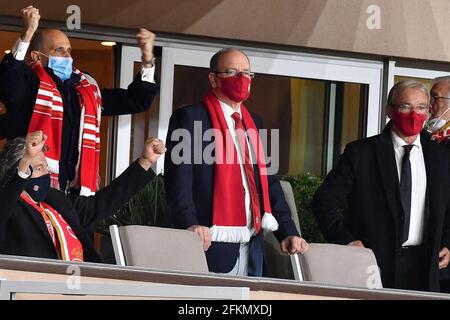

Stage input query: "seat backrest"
[
  {"left": 296, "top": 243, "right": 383, "bottom": 288},
  {"left": 263, "top": 181, "right": 301, "bottom": 279},
  {"left": 110, "top": 225, "right": 209, "bottom": 274},
  {"left": 279, "top": 181, "right": 301, "bottom": 235}
]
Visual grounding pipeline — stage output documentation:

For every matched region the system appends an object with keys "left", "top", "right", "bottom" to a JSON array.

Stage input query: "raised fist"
[
  {"left": 136, "top": 28, "right": 155, "bottom": 66},
  {"left": 21, "top": 5, "right": 40, "bottom": 42}
]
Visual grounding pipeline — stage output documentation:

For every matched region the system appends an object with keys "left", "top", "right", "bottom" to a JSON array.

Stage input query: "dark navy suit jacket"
[{"left": 164, "top": 103, "right": 299, "bottom": 276}]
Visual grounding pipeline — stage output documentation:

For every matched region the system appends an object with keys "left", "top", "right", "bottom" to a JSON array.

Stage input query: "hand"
[
  {"left": 348, "top": 240, "right": 365, "bottom": 247},
  {"left": 24, "top": 131, "right": 47, "bottom": 159},
  {"left": 187, "top": 225, "right": 212, "bottom": 251},
  {"left": 138, "top": 137, "right": 166, "bottom": 170},
  {"left": 136, "top": 28, "right": 155, "bottom": 66},
  {"left": 280, "top": 236, "right": 309, "bottom": 255},
  {"left": 21, "top": 6, "right": 40, "bottom": 42},
  {"left": 18, "top": 131, "right": 47, "bottom": 172},
  {"left": 439, "top": 247, "right": 450, "bottom": 270}
]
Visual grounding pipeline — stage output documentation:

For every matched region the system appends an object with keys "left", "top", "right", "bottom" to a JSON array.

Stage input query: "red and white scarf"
[
  {"left": 21, "top": 194, "right": 84, "bottom": 262},
  {"left": 431, "top": 121, "right": 450, "bottom": 143},
  {"left": 29, "top": 63, "right": 102, "bottom": 196},
  {"left": 203, "top": 90, "right": 278, "bottom": 243}
]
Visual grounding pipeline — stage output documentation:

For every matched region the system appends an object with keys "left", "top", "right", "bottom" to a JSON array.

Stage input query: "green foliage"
[
  {"left": 281, "top": 173, "right": 326, "bottom": 243},
  {"left": 95, "top": 174, "right": 169, "bottom": 234}
]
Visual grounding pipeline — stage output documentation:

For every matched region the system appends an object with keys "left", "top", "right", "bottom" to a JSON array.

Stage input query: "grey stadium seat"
[
  {"left": 294, "top": 243, "right": 383, "bottom": 288},
  {"left": 109, "top": 225, "right": 209, "bottom": 274}
]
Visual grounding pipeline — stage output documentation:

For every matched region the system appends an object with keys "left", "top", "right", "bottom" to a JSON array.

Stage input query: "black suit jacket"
[
  {"left": 312, "top": 123, "right": 450, "bottom": 291},
  {"left": 0, "top": 161, "right": 155, "bottom": 262},
  {"left": 164, "top": 103, "right": 299, "bottom": 275},
  {"left": 0, "top": 53, "right": 159, "bottom": 190}
]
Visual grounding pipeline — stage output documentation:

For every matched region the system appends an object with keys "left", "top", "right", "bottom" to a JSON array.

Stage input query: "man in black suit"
[
  {"left": 0, "top": 130, "right": 166, "bottom": 262},
  {"left": 427, "top": 76, "right": 450, "bottom": 292},
  {"left": 164, "top": 48, "right": 308, "bottom": 277},
  {"left": 0, "top": 6, "right": 159, "bottom": 195},
  {"left": 312, "top": 80, "right": 450, "bottom": 292}
]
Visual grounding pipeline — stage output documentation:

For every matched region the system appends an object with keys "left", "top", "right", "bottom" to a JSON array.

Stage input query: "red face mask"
[
  {"left": 391, "top": 111, "right": 427, "bottom": 136},
  {"left": 219, "top": 74, "right": 251, "bottom": 103}
]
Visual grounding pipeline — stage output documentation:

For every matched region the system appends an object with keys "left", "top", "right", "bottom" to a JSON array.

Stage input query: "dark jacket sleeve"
[
  {"left": 252, "top": 113, "right": 300, "bottom": 241},
  {"left": 100, "top": 74, "right": 159, "bottom": 116},
  {"left": 70, "top": 161, "right": 155, "bottom": 229},
  {"left": 0, "top": 113, "right": 7, "bottom": 139},
  {"left": 442, "top": 148, "right": 450, "bottom": 250},
  {"left": 0, "top": 166, "right": 29, "bottom": 222},
  {"left": 311, "top": 142, "right": 358, "bottom": 245},
  {"left": 0, "top": 53, "right": 37, "bottom": 111},
  {"left": 164, "top": 108, "right": 199, "bottom": 228}
]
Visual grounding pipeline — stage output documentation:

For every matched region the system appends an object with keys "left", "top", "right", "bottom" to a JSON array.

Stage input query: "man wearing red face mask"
[
  {"left": 312, "top": 80, "right": 450, "bottom": 292},
  {"left": 164, "top": 48, "right": 308, "bottom": 277}
]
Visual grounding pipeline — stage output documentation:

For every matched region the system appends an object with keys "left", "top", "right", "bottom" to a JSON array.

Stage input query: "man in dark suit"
[
  {"left": 0, "top": 130, "right": 166, "bottom": 262},
  {"left": 164, "top": 48, "right": 308, "bottom": 277},
  {"left": 427, "top": 76, "right": 450, "bottom": 292},
  {"left": 312, "top": 80, "right": 450, "bottom": 292},
  {"left": 0, "top": 6, "right": 159, "bottom": 195}
]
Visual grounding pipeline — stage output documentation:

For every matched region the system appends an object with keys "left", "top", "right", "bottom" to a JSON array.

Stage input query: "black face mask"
[{"left": 25, "top": 174, "right": 51, "bottom": 202}]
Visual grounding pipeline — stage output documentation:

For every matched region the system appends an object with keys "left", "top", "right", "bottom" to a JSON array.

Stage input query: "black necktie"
[{"left": 400, "top": 145, "right": 414, "bottom": 244}]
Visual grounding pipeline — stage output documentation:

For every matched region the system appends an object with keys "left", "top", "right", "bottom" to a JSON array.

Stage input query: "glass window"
[
  {"left": 129, "top": 47, "right": 162, "bottom": 162},
  {"left": 394, "top": 75, "right": 433, "bottom": 90}
]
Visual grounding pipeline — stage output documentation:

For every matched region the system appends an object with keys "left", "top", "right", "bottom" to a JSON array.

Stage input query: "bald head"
[
  {"left": 430, "top": 76, "right": 450, "bottom": 119},
  {"left": 29, "top": 29, "right": 72, "bottom": 65}
]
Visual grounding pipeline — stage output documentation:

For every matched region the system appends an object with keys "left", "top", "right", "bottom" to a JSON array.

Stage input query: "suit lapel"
[
  {"left": 44, "top": 191, "right": 91, "bottom": 252},
  {"left": 374, "top": 124, "right": 400, "bottom": 227},
  {"left": 420, "top": 132, "right": 439, "bottom": 244},
  {"left": 19, "top": 199, "right": 55, "bottom": 246}
]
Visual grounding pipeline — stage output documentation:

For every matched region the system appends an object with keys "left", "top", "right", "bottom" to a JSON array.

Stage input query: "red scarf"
[
  {"left": 203, "top": 90, "right": 278, "bottom": 243},
  {"left": 29, "top": 63, "right": 102, "bottom": 196},
  {"left": 20, "top": 194, "right": 84, "bottom": 262},
  {"left": 431, "top": 122, "right": 450, "bottom": 143}
]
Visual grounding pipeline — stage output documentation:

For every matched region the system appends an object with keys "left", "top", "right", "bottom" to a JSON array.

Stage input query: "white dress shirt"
[
  {"left": 11, "top": 38, "right": 156, "bottom": 83},
  {"left": 219, "top": 100, "right": 255, "bottom": 235},
  {"left": 391, "top": 131, "right": 427, "bottom": 246},
  {"left": 17, "top": 167, "right": 32, "bottom": 179}
]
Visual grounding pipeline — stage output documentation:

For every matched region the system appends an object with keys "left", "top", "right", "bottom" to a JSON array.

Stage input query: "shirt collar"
[
  {"left": 218, "top": 99, "right": 241, "bottom": 119},
  {"left": 391, "top": 130, "right": 422, "bottom": 150}
]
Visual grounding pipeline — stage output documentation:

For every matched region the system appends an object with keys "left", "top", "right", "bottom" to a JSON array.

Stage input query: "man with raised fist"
[{"left": 0, "top": 6, "right": 159, "bottom": 196}]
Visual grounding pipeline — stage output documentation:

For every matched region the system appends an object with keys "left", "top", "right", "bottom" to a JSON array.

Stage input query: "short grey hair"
[
  {"left": 387, "top": 80, "right": 430, "bottom": 106},
  {"left": 0, "top": 137, "right": 26, "bottom": 182}
]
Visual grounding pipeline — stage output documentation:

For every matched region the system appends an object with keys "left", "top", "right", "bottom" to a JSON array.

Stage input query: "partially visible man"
[
  {"left": 427, "top": 76, "right": 450, "bottom": 293},
  {"left": 0, "top": 6, "right": 159, "bottom": 196},
  {"left": 164, "top": 48, "right": 308, "bottom": 277},
  {"left": 428, "top": 76, "right": 450, "bottom": 145},
  {"left": 0, "top": 130, "right": 166, "bottom": 262},
  {"left": 312, "top": 80, "right": 450, "bottom": 292}
]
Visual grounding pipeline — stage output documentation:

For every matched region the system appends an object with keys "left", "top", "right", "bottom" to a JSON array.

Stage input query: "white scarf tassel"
[{"left": 262, "top": 213, "right": 279, "bottom": 231}]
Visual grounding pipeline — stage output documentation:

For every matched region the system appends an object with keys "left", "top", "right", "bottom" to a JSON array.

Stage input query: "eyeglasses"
[
  {"left": 213, "top": 68, "right": 255, "bottom": 79},
  {"left": 393, "top": 103, "right": 430, "bottom": 114},
  {"left": 430, "top": 95, "right": 450, "bottom": 102}
]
